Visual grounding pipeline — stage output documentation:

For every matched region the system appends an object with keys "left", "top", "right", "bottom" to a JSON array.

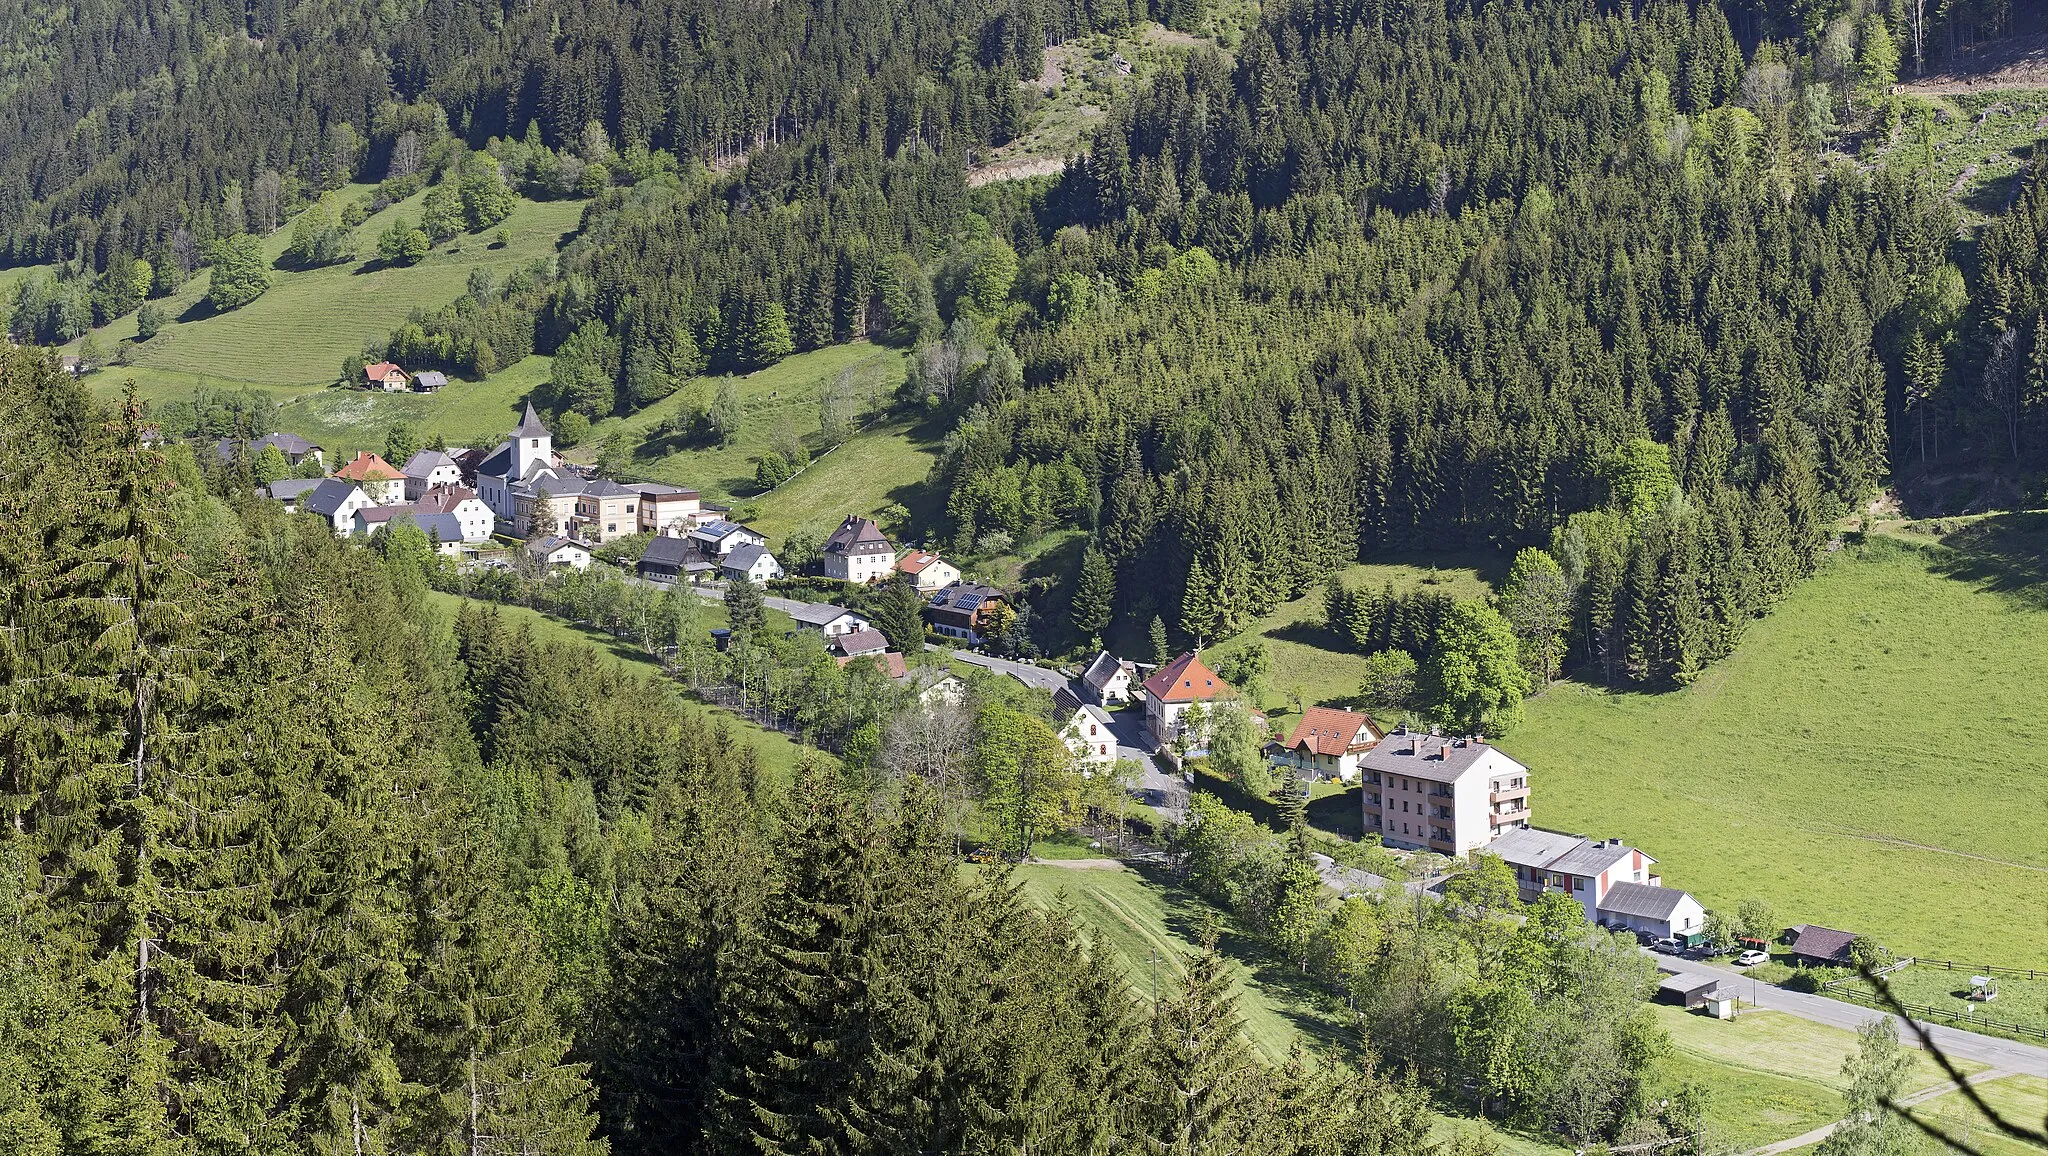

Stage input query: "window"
[
  {"left": 1089, "top": 725, "right": 1098, "bottom": 736},
  {"left": 530, "top": 439, "right": 539, "bottom": 448},
  {"left": 1573, "top": 879, "right": 1585, "bottom": 891}
]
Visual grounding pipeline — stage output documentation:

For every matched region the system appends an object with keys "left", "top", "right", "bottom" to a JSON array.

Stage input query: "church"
[{"left": 474, "top": 402, "right": 575, "bottom": 532}]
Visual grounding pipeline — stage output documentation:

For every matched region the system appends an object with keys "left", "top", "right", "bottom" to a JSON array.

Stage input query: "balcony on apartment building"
[
  {"left": 1489, "top": 783, "right": 1529, "bottom": 803},
  {"left": 1489, "top": 803, "right": 1531, "bottom": 825},
  {"left": 1427, "top": 786, "right": 1454, "bottom": 799}
]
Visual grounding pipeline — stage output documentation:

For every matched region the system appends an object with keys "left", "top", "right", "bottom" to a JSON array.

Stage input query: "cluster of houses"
[{"left": 234, "top": 402, "right": 732, "bottom": 568}]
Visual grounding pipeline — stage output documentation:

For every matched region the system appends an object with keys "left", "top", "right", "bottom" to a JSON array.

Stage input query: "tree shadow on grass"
[
  {"left": 1132, "top": 860, "right": 1360, "bottom": 1052},
  {"left": 1926, "top": 512, "right": 2048, "bottom": 611}
]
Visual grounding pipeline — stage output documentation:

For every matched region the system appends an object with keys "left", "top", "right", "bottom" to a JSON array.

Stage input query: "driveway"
[{"left": 1653, "top": 957, "right": 2048, "bottom": 1078}]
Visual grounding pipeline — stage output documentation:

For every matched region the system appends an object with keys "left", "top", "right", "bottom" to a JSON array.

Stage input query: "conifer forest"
[{"left": 3, "top": 0, "right": 2047, "bottom": 1151}]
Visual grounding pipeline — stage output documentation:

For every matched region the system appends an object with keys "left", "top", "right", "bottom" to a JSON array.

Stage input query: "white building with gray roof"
[{"left": 1357, "top": 728, "right": 1531, "bottom": 856}]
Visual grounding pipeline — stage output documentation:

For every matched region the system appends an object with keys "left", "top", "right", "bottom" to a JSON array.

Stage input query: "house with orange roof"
[
  {"left": 896, "top": 549, "right": 961, "bottom": 593},
  {"left": 332, "top": 450, "right": 406, "bottom": 504},
  {"left": 1266, "top": 707, "right": 1383, "bottom": 783},
  {"left": 1141, "top": 651, "right": 1236, "bottom": 746},
  {"left": 364, "top": 361, "right": 408, "bottom": 391}
]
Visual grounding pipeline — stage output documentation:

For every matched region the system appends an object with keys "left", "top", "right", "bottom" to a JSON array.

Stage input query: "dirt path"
[
  {"left": 966, "top": 155, "right": 1071, "bottom": 187},
  {"left": 1827, "top": 831, "right": 2048, "bottom": 874},
  {"left": 1025, "top": 857, "right": 1125, "bottom": 870}
]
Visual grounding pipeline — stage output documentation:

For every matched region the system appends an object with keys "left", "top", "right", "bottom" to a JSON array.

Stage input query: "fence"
[
  {"left": 1911, "top": 958, "right": 2048, "bottom": 981},
  {"left": 1826, "top": 979, "right": 2048, "bottom": 1041}
]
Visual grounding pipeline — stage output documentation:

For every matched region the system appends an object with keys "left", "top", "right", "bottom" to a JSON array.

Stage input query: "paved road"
[
  {"left": 1655, "top": 957, "right": 2048, "bottom": 1077},
  {"left": 950, "top": 649, "right": 1071, "bottom": 691}
]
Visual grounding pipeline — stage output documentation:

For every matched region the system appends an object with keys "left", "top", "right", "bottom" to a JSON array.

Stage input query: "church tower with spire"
[{"left": 509, "top": 400, "right": 553, "bottom": 480}]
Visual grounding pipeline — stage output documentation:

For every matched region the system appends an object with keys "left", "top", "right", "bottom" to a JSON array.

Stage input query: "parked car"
[
  {"left": 1649, "top": 937, "right": 1684, "bottom": 955},
  {"left": 1735, "top": 949, "right": 1770, "bottom": 967}
]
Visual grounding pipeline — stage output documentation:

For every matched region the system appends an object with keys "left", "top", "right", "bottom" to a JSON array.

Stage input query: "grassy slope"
[
  {"left": 421, "top": 588, "right": 815, "bottom": 787},
  {"left": 562, "top": 343, "right": 938, "bottom": 549},
  {"left": 1884, "top": 90, "right": 2048, "bottom": 218},
  {"left": 1911, "top": 1075, "right": 2048, "bottom": 1156},
  {"left": 87, "top": 187, "right": 586, "bottom": 384},
  {"left": 1503, "top": 531, "right": 2048, "bottom": 966}
]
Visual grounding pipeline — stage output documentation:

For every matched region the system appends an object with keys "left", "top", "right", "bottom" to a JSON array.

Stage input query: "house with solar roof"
[{"left": 924, "top": 582, "right": 1006, "bottom": 646}]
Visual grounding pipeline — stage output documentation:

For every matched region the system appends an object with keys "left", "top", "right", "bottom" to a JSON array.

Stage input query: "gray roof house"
[
  {"left": 413, "top": 370, "right": 449, "bottom": 391},
  {"left": 266, "top": 478, "right": 324, "bottom": 508},
  {"left": 1784, "top": 924, "right": 1860, "bottom": 967},
  {"left": 787, "top": 602, "right": 872, "bottom": 637},
  {"left": 1484, "top": 826, "right": 1661, "bottom": 927},
  {"left": 638, "top": 535, "right": 697, "bottom": 582}
]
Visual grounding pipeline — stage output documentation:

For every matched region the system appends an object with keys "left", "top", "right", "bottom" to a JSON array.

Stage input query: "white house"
[
  {"left": 474, "top": 403, "right": 561, "bottom": 523},
  {"left": 1267, "top": 707, "right": 1382, "bottom": 783},
  {"left": 1141, "top": 651, "right": 1235, "bottom": 746},
  {"left": 302, "top": 479, "right": 374, "bottom": 537},
  {"left": 1356, "top": 731, "right": 1532, "bottom": 856},
  {"left": 413, "top": 485, "right": 495, "bottom": 542},
  {"left": 1081, "top": 651, "right": 1136, "bottom": 705},
  {"left": 413, "top": 512, "right": 468, "bottom": 556},
  {"left": 687, "top": 519, "right": 767, "bottom": 559},
  {"left": 721, "top": 544, "right": 785, "bottom": 584},
  {"left": 822, "top": 516, "right": 896, "bottom": 583},
  {"left": 1061, "top": 704, "right": 1118, "bottom": 768},
  {"left": 787, "top": 603, "right": 872, "bottom": 638},
  {"left": 401, "top": 449, "right": 464, "bottom": 500},
  {"left": 332, "top": 451, "right": 407, "bottom": 505},
  {"left": 1597, "top": 882, "right": 1706, "bottom": 944},
  {"left": 1487, "top": 828, "right": 1657, "bottom": 926},
  {"left": 896, "top": 549, "right": 962, "bottom": 593},
  {"left": 526, "top": 535, "right": 593, "bottom": 570}
]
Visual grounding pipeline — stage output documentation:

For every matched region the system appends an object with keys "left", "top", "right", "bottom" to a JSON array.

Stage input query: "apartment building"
[{"left": 1356, "top": 728, "right": 1531, "bottom": 855}]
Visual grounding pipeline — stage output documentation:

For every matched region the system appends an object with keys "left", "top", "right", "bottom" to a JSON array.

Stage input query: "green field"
[
  {"left": 562, "top": 343, "right": 938, "bottom": 549},
  {"left": 1505, "top": 527, "right": 2048, "bottom": 966},
  {"left": 1912, "top": 1074, "right": 2048, "bottom": 1156},
  {"left": 1837, "top": 963, "right": 2048, "bottom": 1037},
  {"left": 79, "top": 187, "right": 585, "bottom": 385}
]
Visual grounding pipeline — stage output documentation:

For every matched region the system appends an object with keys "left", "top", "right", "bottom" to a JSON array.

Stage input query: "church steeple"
[{"left": 510, "top": 400, "right": 553, "bottom": 478}]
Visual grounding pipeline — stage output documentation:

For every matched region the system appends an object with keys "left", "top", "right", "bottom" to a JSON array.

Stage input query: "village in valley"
[{"left": 218, "top": 359, "right": 1899, "bottom": 1003}]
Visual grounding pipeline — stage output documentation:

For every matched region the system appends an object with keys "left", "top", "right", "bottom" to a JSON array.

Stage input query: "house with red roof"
[
  {"left": 896, "top": 549, "right": 962, "bottom": 593},
  {"left": 332, "top": 450, "right": 406, "bottom": 504},
  {"left": 1266, "top": 707, "right": 1383, "bottom": 783},
  {"left": 364, "top": 361, "right": 409, "bottom": 392},
  {"left": 1142, "top": 651, "right": 1236, "bottom": 746}
]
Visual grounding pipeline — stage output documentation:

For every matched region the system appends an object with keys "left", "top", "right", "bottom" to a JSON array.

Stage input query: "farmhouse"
[
  {"left": 720, "top": 544, "right": 785, "bottom": 584},
  {"left": 1081, "top": 651, "right": 1136, "bottom": 705},
  {"left": 332, "top": 451, "right": 407, "bottom": 504},
  {"left": 787, "top": 603, "right": 872, "bottom": 638},
  {"left": 1783, "top": 924, "right": 1860, "bottom": 968},
  {"left": 526, "top": 535, "right": 593, "bottom": 571},
  {"left": 823, "top": 516, "right": 896, "bottom": 583},
  {"left": 828, "top": 628, "right": 890, "bottom": 659},
  {"left": 401, "top": 449, "right": 464, "bottom": 499},
  {"left": 635, "top": 482, "right": 702, "bottom": 535},
  {"left": 1267, "top": 707, "right": 1382, "bottom": 783},
  {"left": 896, "top": 549, "right": 961, "bottom": 593},
  {"left": 924, "top": 582, "right": 1007, "bottom": 646},
  {"left": 219, "top": 432, "right": 324, "bottom": 468},
  {"left": 412, "top": 370, "right": 448, "bottom": 392},
  {"left": 1357, "top": 730, "right": 1531, "bottom": 856},
  {"left": 637, "top": 535, "right": 699, "bottom": 583},
  {"left": 1141, "top": 651, "right": 1234, "bottom": 746},
  {"left": 364, "top": 361, "right": 409, "bottom": 391}
]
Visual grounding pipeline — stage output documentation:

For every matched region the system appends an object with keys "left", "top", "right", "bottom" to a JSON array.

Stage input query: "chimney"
[{"left": 1409, "top": 736, "right": 1419, "bottom": 755}]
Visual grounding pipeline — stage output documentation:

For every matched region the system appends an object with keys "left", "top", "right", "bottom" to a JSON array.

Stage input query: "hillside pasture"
[
  {"left": 83, "top": 188, "right": 585, "bottom": 386},
  {"left": 1505, "top": 527, "right": 2048, "bottom": 966}
]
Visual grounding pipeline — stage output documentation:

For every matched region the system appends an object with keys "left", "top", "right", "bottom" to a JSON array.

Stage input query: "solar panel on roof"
[{"left": 956, "top": 593, "right": 983, "bottom": 610}]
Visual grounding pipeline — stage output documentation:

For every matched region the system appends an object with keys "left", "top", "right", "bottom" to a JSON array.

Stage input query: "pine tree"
[
  {"left": 724, "top": 575, "right": 767, "bottom": 637},
  {"left": 1072, "top": 546, "right": 1115, "bottom": 647},
  {"left": 1139, "top": 943, "right": 1260, "bottom": 1155},
  {"left": 1147, "top": 616, "right": 1171, "bottom": 666}
]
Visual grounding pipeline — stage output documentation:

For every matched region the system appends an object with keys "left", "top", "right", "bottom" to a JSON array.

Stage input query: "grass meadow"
[
  {"left": 1197, "top": 524, "right": 2047, "bottom": 968},
  {"left": 1505, "top": 529, "right": 2048, "bottom": 966},
  {"left": 82, "top": 187, "right": 585, "bottom": 385}
]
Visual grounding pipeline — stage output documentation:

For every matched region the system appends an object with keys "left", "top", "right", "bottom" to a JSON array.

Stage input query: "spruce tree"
[
  {"left": 1072, "top": 546, "right": 1115, "bottom": 647},
  {"left": 1140, "top": 943, "right": 1260, "bottom": 1156}
]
